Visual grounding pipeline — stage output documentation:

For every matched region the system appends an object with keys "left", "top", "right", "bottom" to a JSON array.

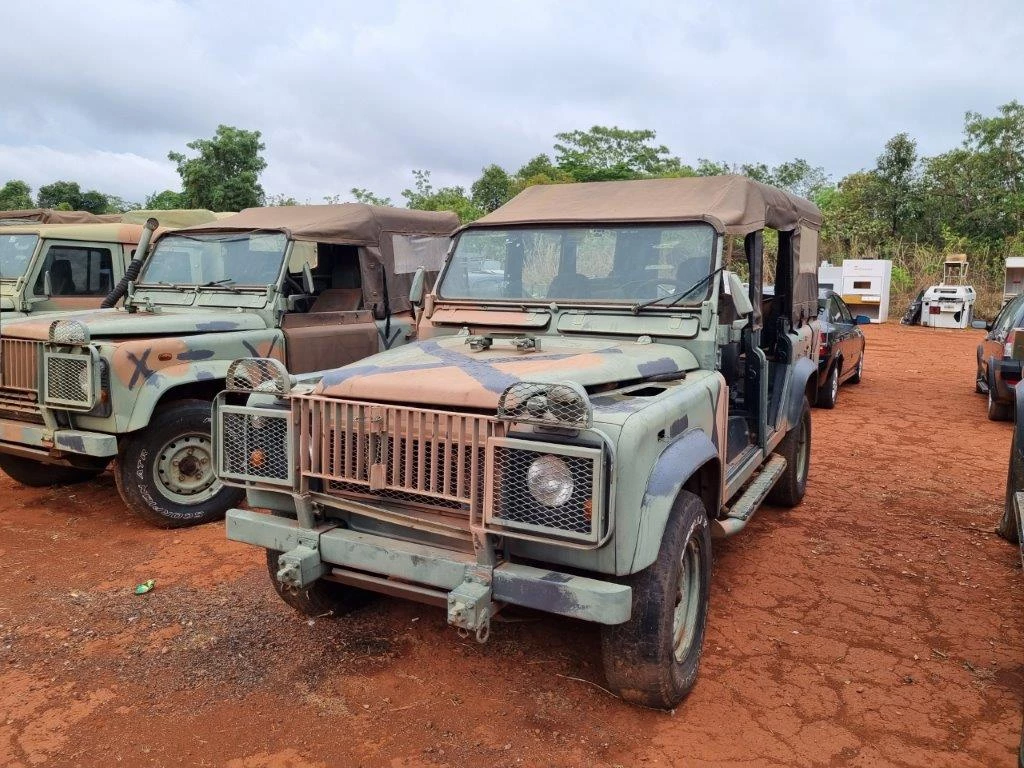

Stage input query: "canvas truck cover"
[
  {"left": 117, "top": 209, "right": 222, "bottom": 229},
  {"left": 0, "top": 222, "right": 146, "bottom": 243},
  {"left": 0, "top": 208, "right": 106, "bottom": 225},
  {"left": 465, "top": 175, "right": 822, "bottom": 235},
  {"left": 175, "top": 204, "right": 460, "bottom": 316}
]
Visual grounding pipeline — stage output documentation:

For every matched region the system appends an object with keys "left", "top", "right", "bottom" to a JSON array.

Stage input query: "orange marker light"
[
  {"left": 250, "top": 449, "right": 266, "bottom": 468},
  {"left": 584, "top": 498, "right": 593, "bottom": 521}
]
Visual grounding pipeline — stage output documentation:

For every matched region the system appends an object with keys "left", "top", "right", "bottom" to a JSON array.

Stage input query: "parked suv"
[
  {"left": 815, "top": 289, "right": 868, "bottom": 408},
  {"left": 216, "top": 176, "right": 821, "bottom": 708},
  {"left": 0, "top": 204, "right": 457, "bottom": 527},
  {"left": 976, "top": 291, "right": 1024, "bottom": 420}
]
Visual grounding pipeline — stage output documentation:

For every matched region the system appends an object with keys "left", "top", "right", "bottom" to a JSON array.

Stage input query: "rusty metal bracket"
[{"left": 447, "top": 564, "right": 494, "bottom": 643}]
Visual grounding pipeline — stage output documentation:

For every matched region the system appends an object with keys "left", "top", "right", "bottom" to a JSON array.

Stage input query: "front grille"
[
  {"left": 298, "top": 396, "right": 505, "bottom": 516},
  {"left": 218, "top": 406, "right": 293, "bottom": 485},
  {"left": 0, "top": 339, "right": 41, "bottom": 392},
  {"left": 0, "top": 389, "right": 43, "bottom": 424},
  {"left": 44, "top": 354, "right": 91, "bottom": 407},
  {"left": 485, "top": 438, "right": 604, "bottom": 544}
]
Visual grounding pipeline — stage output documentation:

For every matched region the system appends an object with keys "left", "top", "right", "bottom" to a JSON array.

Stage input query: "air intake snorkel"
[{"left": 101, "top": 216, "right": 158, "bottom": 308}]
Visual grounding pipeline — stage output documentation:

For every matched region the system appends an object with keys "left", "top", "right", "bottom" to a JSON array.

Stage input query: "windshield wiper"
[
  {"left": 632, "top": 266, "right": 726, "bottom": 314},
  {"left": 198, "top": 278, "right": 240, "bottom": 293}
]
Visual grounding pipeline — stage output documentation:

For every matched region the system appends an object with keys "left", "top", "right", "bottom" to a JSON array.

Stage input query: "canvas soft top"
[
  {"left": 0, "top": 208, "right": 106, "bottom": 225},
  {"left": 0, "top": 222, "right": 146, "bottom": 243},
  {"left": 177, "top": 204, "right": 459, "bottom": 244},
  {"left": 465, "top": 175, "right": 822, "bottom": 235}
]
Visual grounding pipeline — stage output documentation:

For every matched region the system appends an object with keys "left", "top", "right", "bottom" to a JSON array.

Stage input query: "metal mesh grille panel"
[
  {"left": 299, "top": 396, "right": 503, "bottom": 516},
  {"left": 226, "top": 358, "right": 289, "bottom": 393},
  {"left": 497, "top": 382, "right": 592, "bottom": 428},
  {"left": 44, "top": 355, "right": 91, "bottom": 406},
  {"left": 487, "top": 442, "right": 602, "bottom": 543},
  {"left": 219, "top": 409, "right": 292, "bottom": 485},
  {"left": 0, "top": 339, "right": 41, "bottom": 392}
]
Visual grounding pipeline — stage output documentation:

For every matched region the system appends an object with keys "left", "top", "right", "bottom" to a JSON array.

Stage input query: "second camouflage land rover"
[
  {"left": 0, "top": 204, "right": 457, "bottom": 527},
  {"left": 218, "top": 177, "right": 821, "bottom": 707}
]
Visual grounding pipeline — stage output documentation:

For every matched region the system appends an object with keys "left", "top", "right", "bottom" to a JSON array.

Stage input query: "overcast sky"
[{"left": 1, "top": 0, "right": 1021, "bottom": 206}]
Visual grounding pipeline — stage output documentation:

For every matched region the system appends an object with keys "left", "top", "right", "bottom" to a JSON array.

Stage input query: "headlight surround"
[
  {"left": 526, "top": 454, "right": 574, "bottom": 507},
  {"left": 48, "top": 319, "right": 90, "bottom": 345},
  {"left": 226, "top": 357, "right": 292, "bottom": 395}
]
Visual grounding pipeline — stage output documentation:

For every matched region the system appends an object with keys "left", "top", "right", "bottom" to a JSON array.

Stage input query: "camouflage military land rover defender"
[
  {"left": 218, "top": 176, "right": 821, "bottom": 707},
  {"left": 0, "top": 204, "right": 457, "bottom": 527}
]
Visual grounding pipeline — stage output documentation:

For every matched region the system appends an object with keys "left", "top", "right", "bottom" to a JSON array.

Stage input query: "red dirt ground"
[{"left": 0, "top": 322, "right": 1020, "bottom": 767}]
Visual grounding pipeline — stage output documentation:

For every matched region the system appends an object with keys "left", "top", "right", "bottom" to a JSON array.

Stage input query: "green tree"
[
  {"left": 145, "top": 189, "right": 185, "bottom": 209},
  {"left": 470, "top": 164, "right": 513, "bottom": 213},
  {"left": 872, "top": 133, "right": 920, "bottom": 237},
  {"left": 401, "top": 170, "right": 482, "bottom": 223},
  {"left": 0, "top": 180, "right": 33, "bottom": 210},
  {"left": 168, "top": 125, "right": 267, "bottom": 211},
  {"left": 694, "top": 159, "right": 732, "bottom": 177},
  {"left": 553, "top": 126, "right": 684, "bottom": 181},
  {"left": 349, "top": 188, "right": 394, "bottom": 206},
  {"left": 265, "top": 193, "right": 299, "bottom": 206}
]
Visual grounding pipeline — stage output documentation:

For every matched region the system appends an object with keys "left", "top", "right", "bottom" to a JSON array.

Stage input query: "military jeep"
[
  {"left": 0, "top": 204, "right": 457, "bottom": 527},
  {"left": 218, "top": 177, "right": 821, "bottom": 707}
]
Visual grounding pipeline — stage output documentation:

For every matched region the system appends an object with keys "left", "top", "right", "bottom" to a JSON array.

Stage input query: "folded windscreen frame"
[
  {"left": 462, "top": 174, "right": 822, "bottom": 323},
  {"left": 173, "top": 204, "right": 459, "bottom": 319}
]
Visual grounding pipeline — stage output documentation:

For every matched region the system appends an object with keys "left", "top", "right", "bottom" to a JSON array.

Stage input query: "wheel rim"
[
  {"left": 830, "top": 368, "right": 839, "bottom": 400},
  {"left": 152, "top": 432, "right": 220, "bottom": 505},
  {"left": 672, "top": 538, "right": 702, "bottom": 662},
  {"left": 795, "top": 417, "right": 809, "bottom": 482}
]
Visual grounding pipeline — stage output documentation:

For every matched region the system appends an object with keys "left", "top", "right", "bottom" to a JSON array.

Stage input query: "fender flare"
[
  {"left": 123, "top": 360, "right": 232, "bottom": 432},
  {"left": 786, "top": 356, "right": 818, "bottom": 429},
  {"left": 630, "top": 428, "right": 719, "bottom": 573}
]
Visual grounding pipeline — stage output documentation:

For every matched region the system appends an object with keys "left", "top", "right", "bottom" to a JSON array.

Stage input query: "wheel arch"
[
  {"left": 787, "top": 356, "right": 818, "bottom": 430},
  {"left": 123, "top": 362, "right": 230, "bottom": 432}
]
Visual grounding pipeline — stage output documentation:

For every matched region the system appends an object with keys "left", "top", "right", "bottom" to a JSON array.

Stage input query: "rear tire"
[
  {"left": 0, "top": 454, "right": 103, "bottom": 487},
  {"left": 265, "top": 549, "right": 374, "bottom": 617},
  {"left": 766, "top": 397, "right": 811, "bottom": 507},
  {"left": 815, "top": 365, "right": 839, "bottom": 409},
  {"left": 115, "top": 399, "right": 242, "bottom": 528},
  {"left": 999, "top": 459, "right": 1022, "bottom": 545},
  {"left": 987, "top": 385, "right": 1012, "bottom": 422},
  {"left": 601, "top": 491, "right": 712, "bottom": 709}
]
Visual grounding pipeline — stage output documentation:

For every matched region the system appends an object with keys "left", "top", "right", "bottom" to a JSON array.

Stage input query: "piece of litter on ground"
[{"left": 133, "top": 580, "right": 156, "bottom": 595}]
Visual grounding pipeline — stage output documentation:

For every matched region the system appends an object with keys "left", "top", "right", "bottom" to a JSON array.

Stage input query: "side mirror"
[
  {"left": 970, "top": 319, "right": 988, "bottom": 330},
  {"left": 409, "top": 266, "right": 426, "bottom": 306},
  {"left": 43, "top": 270, "right": 53, "bottom": 297},
  {"left": 301, "top": 263, "right": 315, "bottom": 294},
  {"left": 854, "top": 315, "right": 871, "bottom": 325}
]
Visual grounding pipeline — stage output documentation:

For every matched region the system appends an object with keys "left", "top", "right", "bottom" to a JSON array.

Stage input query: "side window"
[
  {"left": 836, "top": 298, "right": 854, "bottom": 323},
  {"left": 828, "top": 298, "right": 843, "bottom": 323},
  {"left": 995, "top": 295, "right": 1024, "bottom": 335},
  {"left": 33, "top": 245, "right": 114, "bottom": 296}
]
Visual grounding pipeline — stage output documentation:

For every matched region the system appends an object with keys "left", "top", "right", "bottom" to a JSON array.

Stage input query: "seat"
[
  {"left": 50, "top": 259, "right": 75, "bottom": 295},
  {"left": 309, "top": 288, "right": 363, "bottom": 313}
]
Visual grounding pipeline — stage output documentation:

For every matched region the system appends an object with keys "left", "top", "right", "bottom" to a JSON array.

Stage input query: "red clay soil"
[{"left": 0, "top": 322, "right": 1020, "bottom": 768}]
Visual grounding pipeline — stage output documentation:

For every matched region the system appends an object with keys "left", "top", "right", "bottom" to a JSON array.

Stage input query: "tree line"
[{"left": 2, "top": 101, "right": 1021, "bottom": 312}]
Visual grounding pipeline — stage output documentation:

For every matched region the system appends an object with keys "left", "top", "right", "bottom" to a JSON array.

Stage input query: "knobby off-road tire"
[
  {"left": 849, "top": 352, "right": 864, "bottom": 385},
  {"left": 601, "top": 491, "right": 712, "bottom": 709},
  {"left": 265, "top": 549, "right": 374, "bottom": 618},
  {"left": 816, "top": 364, "right": 839, "bottom": 409},
  {"left": 0, "top": 454, "right": 103, "bottom": 487},
  {"left": 766, "top": 397, "right": 811, "bottom": 507},
  {"left": 115, "top": 399, "right": 242, "bottom": 528}
]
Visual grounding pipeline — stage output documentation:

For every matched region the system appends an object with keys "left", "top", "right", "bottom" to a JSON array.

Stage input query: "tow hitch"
[{"left": 447, "top": 565, "right": 495, "bottom": 643}]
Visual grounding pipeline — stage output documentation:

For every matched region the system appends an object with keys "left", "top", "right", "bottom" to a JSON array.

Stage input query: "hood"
[
  {"left": 0, "top": 307, "right": 267, "bottom": 341},
  {"left": 314, "top": 335, "right": 700, "bottom": 410},
  {"left": 0, "top": 296, "right": 17, "bottom": 312}
]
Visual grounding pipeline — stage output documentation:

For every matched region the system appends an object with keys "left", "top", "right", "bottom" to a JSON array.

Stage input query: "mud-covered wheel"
[
  {"left": 849, "top": 352, "right": 864, "bottom": 384},
  {"left": 816, "top": 364, "right": 839, "bottom": 409},
  {"left": 265, "top": 549, "right": 374, "bottom": 617},
  {"left": 0, "top": 454, "right": 103, "bottom": 487},
  {"left": 115, "top": 399, "right": 242, "bottom": 528},
  {"left": 987, "top": 382, "right": 1012, "bottom": 422},
  {"left": 600, "top": 491, "right": 712, "bottom": 709},
  {"left": 766, "top": 397, "right": 811, "bottom": 507}
]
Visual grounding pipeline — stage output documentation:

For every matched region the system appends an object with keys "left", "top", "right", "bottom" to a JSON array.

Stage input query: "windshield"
[
  {"left": 0, "top": 234, "right": 39, "bottom": 281},
  {"left": 437, "top": 224, "right": 716, "bottom": 305},
  {"left": 138, "top": 232, "right": 287, "bottom": 288}
]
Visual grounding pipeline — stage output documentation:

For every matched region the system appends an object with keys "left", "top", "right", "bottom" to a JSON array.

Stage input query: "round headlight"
[{"left": 526, "top": 455, "right": 573, "bottom": 507}]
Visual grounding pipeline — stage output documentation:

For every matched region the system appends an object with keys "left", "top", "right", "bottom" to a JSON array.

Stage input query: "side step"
[{"left": 711, "top": 454, "right": 787, "bottom": 539}]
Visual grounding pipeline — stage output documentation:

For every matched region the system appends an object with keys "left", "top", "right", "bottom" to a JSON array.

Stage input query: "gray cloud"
[{"left": 1, "top": 0, "right": 1020, "bottom": 205}]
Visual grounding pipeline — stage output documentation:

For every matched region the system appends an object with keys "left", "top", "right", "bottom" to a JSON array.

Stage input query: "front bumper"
[
  {"left": 226, "top": 508, "right": 632, "bottom": 626},
  {"left": 0, "top": 417, "right": 117, "bottom": 461}
]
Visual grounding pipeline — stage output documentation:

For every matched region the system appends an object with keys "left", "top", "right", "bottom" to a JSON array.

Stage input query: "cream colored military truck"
[
  {"left": 216, "top": 177, "right": 821, "bottom": 708},
  {"left": 0, "top": 204, "right": 457, "bottom": 528}
]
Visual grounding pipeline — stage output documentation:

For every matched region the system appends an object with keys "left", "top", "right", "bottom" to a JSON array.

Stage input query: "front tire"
[
  {"left": 115, "top": 399, "right": 242, "bottom": 528},
  {"left": 987, "top": 385, "right": 1012, "bottom": 422},
  {"left": 601, "top": 491, "right": 712, "bottom": 709},
  {"left": 999, "top": 459, "right": 1022, "bottom": 544},
  {"left": 0, "top": 454, "right": 103, "bottom": 487},
  {"left": 815, "top": 364, "right": 839, "bottom": 409},
  {"left": 265, "top": 549, "right": 374, "bottom": 617},
  {"left": 766, "top": 397, "right": 811, "bottom": 507}
]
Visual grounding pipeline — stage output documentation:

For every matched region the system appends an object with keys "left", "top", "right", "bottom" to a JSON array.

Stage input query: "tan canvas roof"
[
  {"left": 176, "top": 204, "right": 459, "bottom": 244},
  {"left": 0, "top": 208, "right": 105, "bottom": 225},
  {"left": 0, "top": 222, "right": 146, "bottom": 243},
  {"left": 466, "top": 175, "right": 822, "bottom": 235},
  {"left": 117, "top": 209, "right": 222, "bottom": 229}
]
